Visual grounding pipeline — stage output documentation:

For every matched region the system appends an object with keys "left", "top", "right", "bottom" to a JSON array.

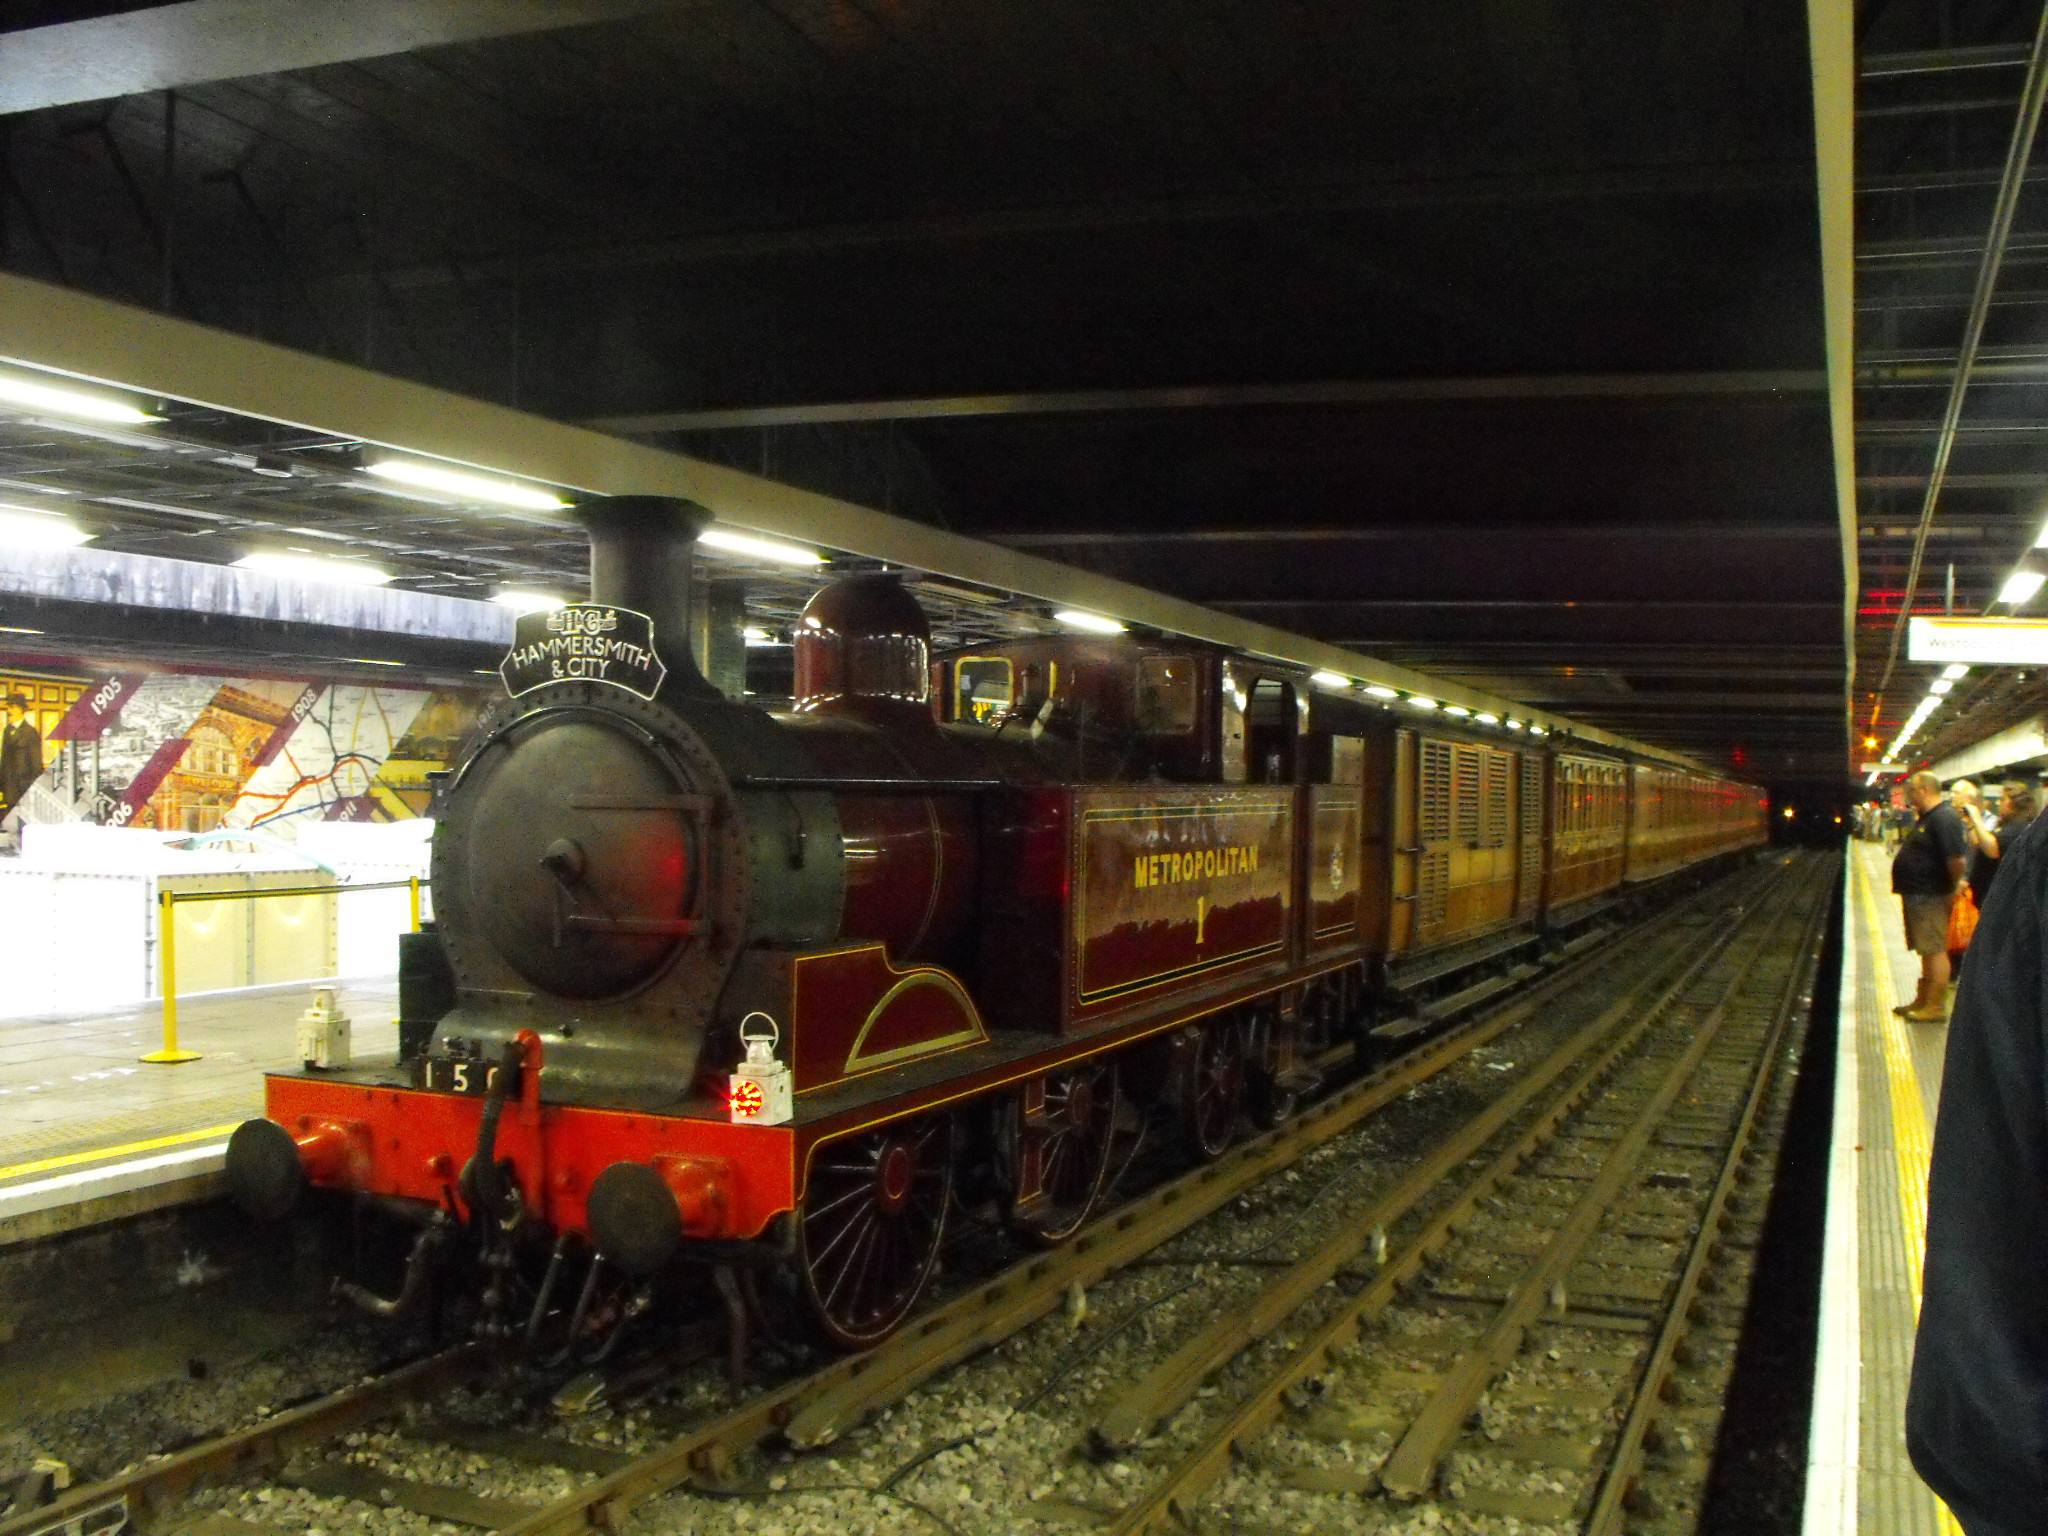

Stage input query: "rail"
[
  {"left": 1096, "top": 853, "right": 1830, "bottom": 1532},
  {"left": 144, "top": 876, "right": 426, "bottom": 1064}
]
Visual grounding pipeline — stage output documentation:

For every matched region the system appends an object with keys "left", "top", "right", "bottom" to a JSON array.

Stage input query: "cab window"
[
  {"left": 954, "top": 656, "right": 1013, "bottom": 724},
  {"left": 1135, "top": 655, "right": 1197, "bottom": 733},
  {"left": 1245, "top": 677, "right": 1298, "bottom": 784}
]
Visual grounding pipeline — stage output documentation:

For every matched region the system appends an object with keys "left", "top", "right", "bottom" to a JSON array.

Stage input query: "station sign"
[
  {"left": 1907, "top": 616, "right": 2048, "bottom": 666},
  {"left": 500, "top": 604, "right": 667, "bottom": 700}
]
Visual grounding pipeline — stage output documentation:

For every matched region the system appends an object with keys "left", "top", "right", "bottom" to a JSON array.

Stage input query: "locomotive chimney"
[{"left": 573, "top": 495, "right": 721, "bottom": 699}]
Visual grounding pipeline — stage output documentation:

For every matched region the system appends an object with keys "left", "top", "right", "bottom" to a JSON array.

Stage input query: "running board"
[
  {"left": 1542, "top": 924, "right": 1616, "bottom": 966},
  {"left": 1385, "top": 928, "right": 1540, "bottom": 994},
  {"left": 1371, "top": 962, "right": 1544, "bottom": 1040}
]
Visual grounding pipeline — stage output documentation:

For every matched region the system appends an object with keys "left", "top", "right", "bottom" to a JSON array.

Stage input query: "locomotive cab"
[{"left": 937, "top": 638, "right": 1234, "bottom": 782}]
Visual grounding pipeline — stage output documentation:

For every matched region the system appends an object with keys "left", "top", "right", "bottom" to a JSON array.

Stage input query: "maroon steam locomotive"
[{"left": 225, "top": 496, "right": 1766, "bottom": 1350}]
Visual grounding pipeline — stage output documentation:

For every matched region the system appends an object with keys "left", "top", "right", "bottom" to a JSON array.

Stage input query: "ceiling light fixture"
[
  {"left": 1311, "top": 671, "right": 1351, "bottom": 690},
  {"left": 744, "top": 626, "right": 789, "bottom": 647},
  {"left": 1942, "top": 664, "right": 1970, "bottom": 680},
  {"left": 1930, "top": 678, "right": 1953, "bottom": 695},
  {"left": 1529, "top": 724, "right": 1549, "bottom": 736},
  {"left": 1364, "top": 684, "right": 1399, "bottom": 699},
  {"left": 1407, "top": 695, "right": 1438, "bottom": 710},
  {"left": 235, "top": 551, "right": 392, "bottom": 586},
  {"left": 2000, "top": 569, "right": 2046, "bottom": 605},
  {"left": 0, "top": 372, "right": 157, "bottom": 425},
  {"left": 363, "top": 457, "right": 570, "bottom": 512},
  {"left": 698, "top": 527, "right": 827, "bottom": 566},
  {"left": 1476, "top": 712, "right": 1499, "bottom": 725},
  {"left": 1053, "top": 609, "right": 1126, "bottom": 634},
  {"left": 1443, "top": 704, "right": 1472, "bottom": 717},
  {"left": 489, "top": 588, "right": 567, "bottom": 615},
  {"left": 0, "top": 508, "right": 89, "bottom": 549}
]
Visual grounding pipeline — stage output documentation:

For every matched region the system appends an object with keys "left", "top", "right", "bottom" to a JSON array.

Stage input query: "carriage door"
[
  {"left": 1415, "top": 736, "right": 1457, "bottom": 946},
  {"left": 1389, "top": 729, "right": 1418, "bottom": 952},
  {"left": 1515, "top": 750, "right": 1545, "bottom": 919}
]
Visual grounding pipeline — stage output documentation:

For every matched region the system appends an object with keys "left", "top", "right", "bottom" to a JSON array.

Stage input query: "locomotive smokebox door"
[{"left": 729, "top": 1012, "right": 793, "bottom": 1125}]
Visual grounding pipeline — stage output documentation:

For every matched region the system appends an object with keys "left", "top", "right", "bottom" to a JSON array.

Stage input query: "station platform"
[
  {"left": 0, "top": 980, "right": 395, "bottom": 1245},
  {"left": 1805, "top": 840, "right": 1959, "bottom": 1535}
]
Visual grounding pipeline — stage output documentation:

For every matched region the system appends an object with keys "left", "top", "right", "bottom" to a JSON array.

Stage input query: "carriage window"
[
  {"left": 1135, "top": 656, "right": 1197, "bottom": 733},
  {"left": 954, "top": 657, "right": 1013, "bottom": 724}
]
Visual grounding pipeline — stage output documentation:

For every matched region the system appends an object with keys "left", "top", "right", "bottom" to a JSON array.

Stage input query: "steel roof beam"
[
  {"left": 590, "top": 371, "right": 1828, "bottom": 433},
  {"left": 1859, "top": 232, "right": 2048, "bottom": 266},
  {"left": 361, "top": 162, "right": 1815, "bottom": 294},
  {"left": 1861, "top": 43, "right": 2033, "bottom": 79},
  {"left": 1861, "top": 471, "right": 2048, "bottom": 488},
  {"left": 0, "top": 0, "right": 696, "bottom": 115},
  {"left": 989, "top": 525, "right": 1839, "bottom": 548},
  {"left": 0, "top": 271, "right": 1722, "bottom": 768}
]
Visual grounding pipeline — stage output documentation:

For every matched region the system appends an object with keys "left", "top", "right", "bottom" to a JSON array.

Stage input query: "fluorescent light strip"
[
  {"left": 1364, "top": 684, "right": 1399, "bottom": 700},
  {"left": 2000, "top": 569, "right": 2045, "bottom": 605},
  {"left": 235, "top": 551, "right": 391, "bottom": 586},
  {"left": 1942, "top": 664, "right": 1969, "bottom": 680},
  {"left": 1443, "top": 705, "right": 1472, "bottom": 717},
  {"left": 0, "top": 373, "right": 157, "bottom": 425},
  {"left": 1476, "top": 712, "right": 1499, "bottom": 725},
  {"left": 1407, "top": 696, "right": 1438, "bottom": 710},
  {"left": 364, "top": 458, "right": 569, "bottom": 512},
  {"left": 1054, "top": 609, "right": 1127, "bottom": 634},
  {"left": 490, "top": 589, "right": 567, "bottom": 615},
  {"left": 0, "top": 509, "right": 88, "bottom": 549},
  {"left": 698, "top": 527, "right": 826, "bottom": 566},
  {"left": 1311, "top": 671, "right": 1351, "bottom": 690}
]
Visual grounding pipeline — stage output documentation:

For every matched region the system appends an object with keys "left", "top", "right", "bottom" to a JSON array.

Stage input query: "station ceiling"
[{"left": 0, "top": 1, "right": 1882, "bottom": 783}]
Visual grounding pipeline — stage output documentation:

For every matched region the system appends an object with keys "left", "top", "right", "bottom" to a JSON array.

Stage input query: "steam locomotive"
[{"left": 225, "top": 496, "right": 1766, "bottom": 1351}]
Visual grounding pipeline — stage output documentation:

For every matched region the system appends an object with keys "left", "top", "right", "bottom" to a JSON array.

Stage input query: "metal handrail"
[{"left": 146, "top": 876, "right": 426, "bottom": 1064}]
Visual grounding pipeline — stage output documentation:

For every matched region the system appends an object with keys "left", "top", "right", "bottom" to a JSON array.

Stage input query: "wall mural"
[{"left": 0, "top": 662, "right": 490, "bottom": 839}]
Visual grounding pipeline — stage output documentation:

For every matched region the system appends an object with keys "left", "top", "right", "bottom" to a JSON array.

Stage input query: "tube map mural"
[{"left": 0, "top": 662, "right": 489, "bottom": 839}]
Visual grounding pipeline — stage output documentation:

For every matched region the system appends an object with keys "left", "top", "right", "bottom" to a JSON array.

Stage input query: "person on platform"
[
  {"left": 1948, "top": 781, "right": 1989, "bottom": 981},
  {"left": 1890, "top": 769, "right": 1968, "bottom": 1022},
  {"left": 1965, "top": 780, "right": 2036, "bottom": 910},
  {"left": 0, "top": 692, "right": 40, "bottom": 827},
  {"left": 1907, "top": 805, "right": 2048, "bottom": 1532}
]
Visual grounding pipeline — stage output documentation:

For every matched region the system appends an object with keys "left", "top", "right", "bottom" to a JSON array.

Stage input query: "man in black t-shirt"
[{"left": 1890, "top": 769, "right": 1969, "bottom": 1022}]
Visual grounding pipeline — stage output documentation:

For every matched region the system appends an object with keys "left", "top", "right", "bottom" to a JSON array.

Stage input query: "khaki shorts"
[{"left": 1902, "top": 893, "right": 1953, "bottom": 956}]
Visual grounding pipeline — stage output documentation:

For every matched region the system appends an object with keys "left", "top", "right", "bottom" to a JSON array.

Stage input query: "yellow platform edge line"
[
  {"left": 1852, "top": 848, "right": 1964, "bottom": 1536},
  {"left": 0, "top": 1120, "right": 239, "bottom": 1184}
]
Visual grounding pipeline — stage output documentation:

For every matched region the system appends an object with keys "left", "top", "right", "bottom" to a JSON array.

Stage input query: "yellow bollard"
[
  {"left": 142, "top": 887, "right": 201, "bottom": 1064},
  {"left": 409, "top": 875, "right": 422, "bottom": 933}
]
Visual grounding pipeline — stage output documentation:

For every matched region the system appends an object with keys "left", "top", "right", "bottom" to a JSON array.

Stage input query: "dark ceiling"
[
  {"left": 1854, "top": 4, "right": 2048, "bottom": 777},
  {"left": 0, "top": 0, "right": 1853, "bottom": 781}
]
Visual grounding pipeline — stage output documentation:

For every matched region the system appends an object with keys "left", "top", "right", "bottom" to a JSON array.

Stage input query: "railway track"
[
  {"left": 0, "top": 855, "right": 1820, "bottom": 1536},
  {"left": 1094, "top": 850, "right": 1832, "bottom": 1535}
]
